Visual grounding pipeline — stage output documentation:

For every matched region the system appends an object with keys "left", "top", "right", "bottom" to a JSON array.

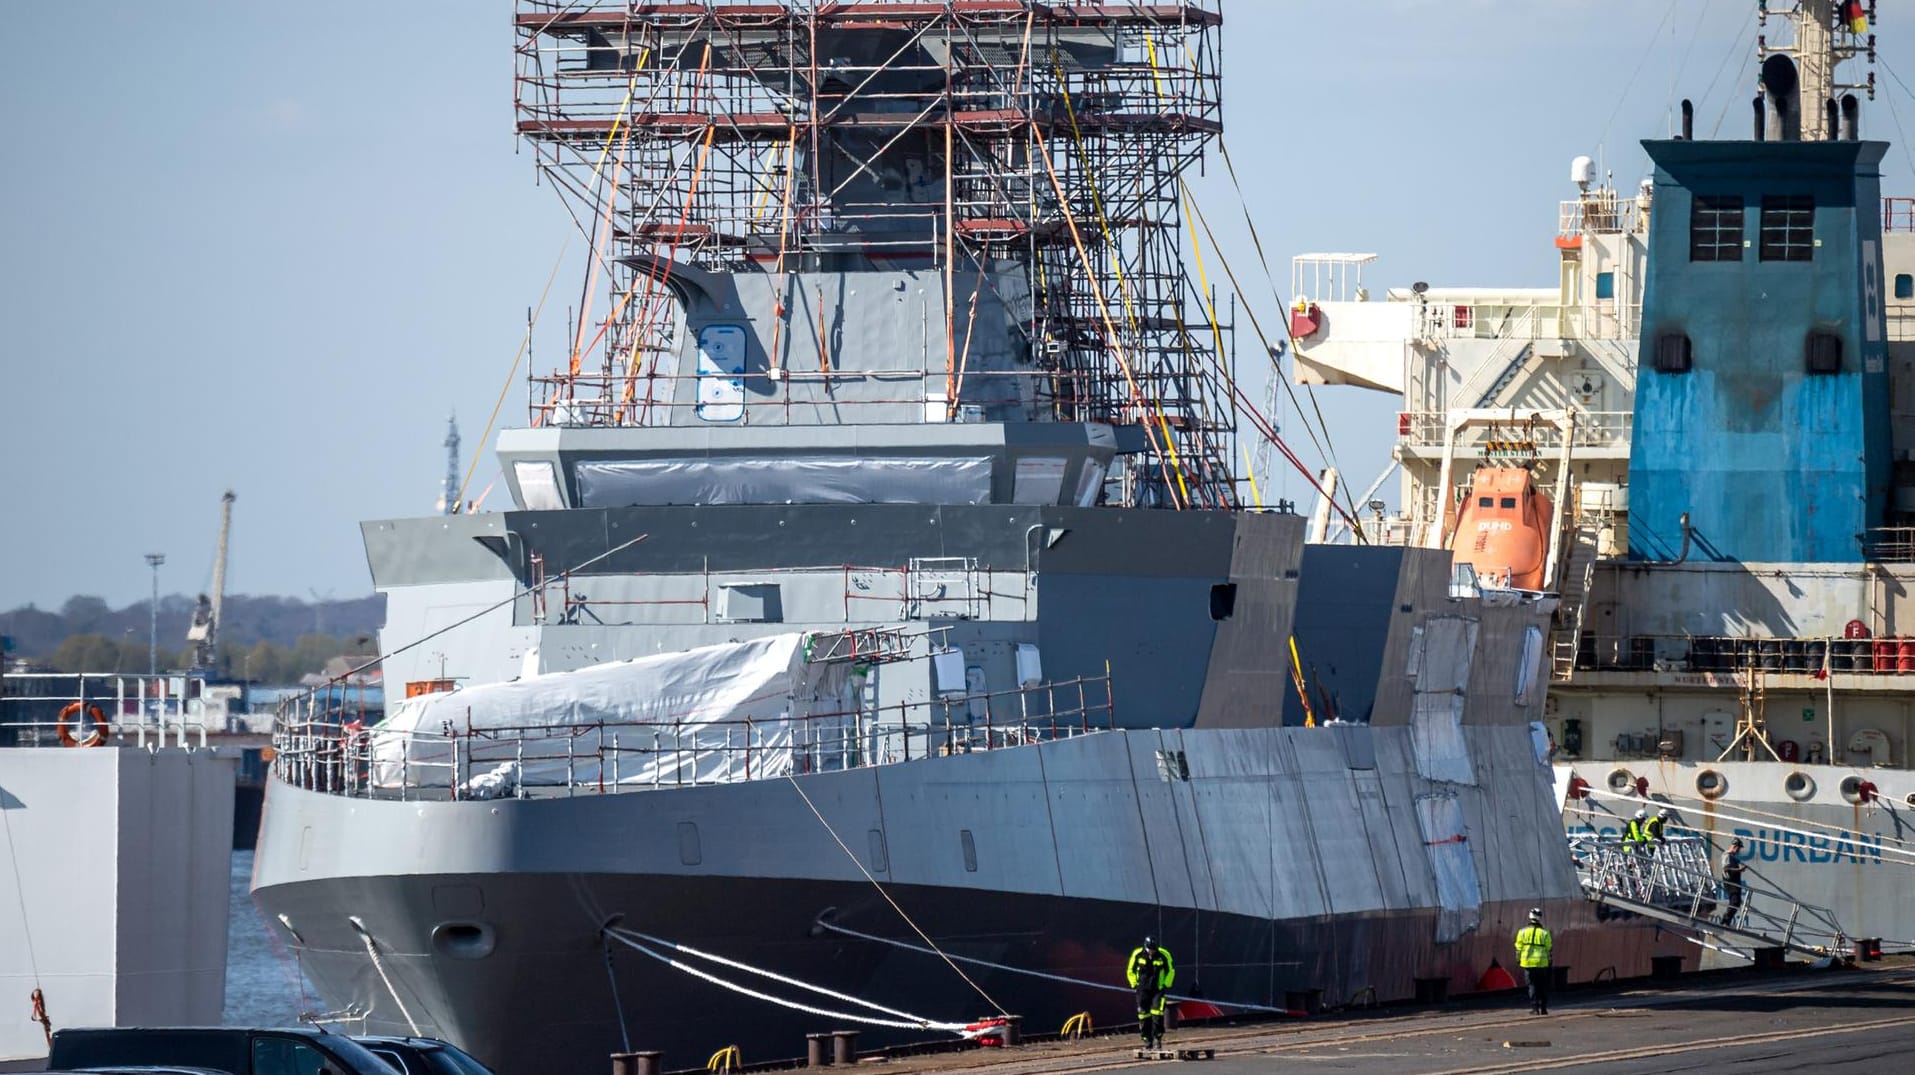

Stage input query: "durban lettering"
[{"left": 1567, "top": 824, "right": 1883, "bottom": 865}]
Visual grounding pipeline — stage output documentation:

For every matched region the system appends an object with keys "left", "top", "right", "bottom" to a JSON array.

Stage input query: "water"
[{"left": 222, "top": 849, "right": 314, "bottom": 1026}]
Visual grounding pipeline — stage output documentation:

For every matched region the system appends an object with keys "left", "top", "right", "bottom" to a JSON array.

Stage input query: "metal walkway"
[{"left": 1570, "top": 834, "right": 1852, "bottom": 960}]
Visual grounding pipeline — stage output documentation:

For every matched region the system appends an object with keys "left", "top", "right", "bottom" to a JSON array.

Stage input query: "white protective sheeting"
[
  {"left": 574, "top": 456, "right": 993, "bottom": 507},
  {"left": 370, "top": 633, "right": 854, "bottom": 793},
  {"left": 1414, "top": 791, "right": 1483, "bottom": 943},
  {"left": 1408, "top": 616, "right": 1479, "bottom": 785}
]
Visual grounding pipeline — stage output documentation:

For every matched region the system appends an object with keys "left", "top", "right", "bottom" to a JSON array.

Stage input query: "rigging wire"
[
  {"left": 783, "top": 775, "right": 1008, "bottom": 1015},
  {"left": 1703, "top": 18, "right": 1761, "bottom": 140},
  {"left": 456, "top": 235, "right": 572, "bottom": 507}
]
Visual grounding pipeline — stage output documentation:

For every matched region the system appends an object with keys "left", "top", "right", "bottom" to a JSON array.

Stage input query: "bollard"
[
  {"left": 806, "top": 1032, "right": 833, "bottom": 1067},
  {"left": 831, "top": 1030, "right": 859, "bottom": 1065},
  {"left": 635, "top": 1052, "right": 662, "bottom": 1075},
  {"left": 1000, "top": 1015, "right": 1022, "bottom": 1047}
]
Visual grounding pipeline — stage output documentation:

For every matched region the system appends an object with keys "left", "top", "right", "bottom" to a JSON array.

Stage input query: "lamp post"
[{"left": 145, "top": 553, "right": 165, "bottom": 676}]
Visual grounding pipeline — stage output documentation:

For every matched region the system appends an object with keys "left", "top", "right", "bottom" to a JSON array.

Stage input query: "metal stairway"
[
  {"left": 1550, "top": 499, "right": 1607, "bottom": 680},
  {"left": 1570, "top": 834, "right": 1852, "bottom": 960}
]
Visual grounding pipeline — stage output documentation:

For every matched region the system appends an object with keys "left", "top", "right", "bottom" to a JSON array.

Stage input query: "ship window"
[
  {"left": 1897, "top": 273, "right": 1914, "bottom": 299},
  {"left": 1689, "top": 195, "right": 1744, "bottom": 261},
  {"left": 1478, "top": 497, "right": 1493, "bottom": 507},
  {"left": 960, "top": 829, "right": 977, "bottom": 872},
  {"left": 1806, "top": 331, "right": 1843, "bottom": 374},
  {"left": 1759, "top": 195, "right": 1814, "bottom": 261},
  {"left": 1595, "top": 271, "right": 1616, "bottom": 299},
  {"left": 1499, "top": 497, "right": 1516, "bottom": 509},
  {"left": 1652, "top": 331, "right": 1693, "bottom": 373}
]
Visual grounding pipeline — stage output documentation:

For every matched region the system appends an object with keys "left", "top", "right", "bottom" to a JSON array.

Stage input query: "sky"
[{"left": 5, "top": 1, "right": 1915, "bottom": 610}]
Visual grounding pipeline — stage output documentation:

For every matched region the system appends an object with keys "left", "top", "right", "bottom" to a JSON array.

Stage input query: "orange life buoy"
[{"left": 56, "top": 702, "right": 108, "bottom": 748}]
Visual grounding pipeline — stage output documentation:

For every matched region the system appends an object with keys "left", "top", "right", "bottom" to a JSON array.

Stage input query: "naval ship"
[
  {"left": 1291, "top": 0, "right": 1915, "bottom": 956},
  {"left": 252, "top": 4, "right": 1666, "bottom": 1072}
]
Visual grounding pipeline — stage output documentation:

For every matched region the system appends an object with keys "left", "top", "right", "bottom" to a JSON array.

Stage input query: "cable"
[{"left": 784, "top": 775, "right": 1007, "bottom": 1015}]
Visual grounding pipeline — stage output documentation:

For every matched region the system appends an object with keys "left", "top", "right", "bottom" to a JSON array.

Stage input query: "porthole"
[
  {"left": 431, "top": 921, "right": 496, "bottom": 960},
  {"left": 1695, "top": 769, "right": 1727, "bottom": 800},
  {"left": 1840, "top": 776, "right": 1879, "bottom": 805},
  {"left": 1783, "top": 771, "right": 1815, "bottom": 802},
  {"left": 1607, "top": 768, "right": 1637, "bottom": 793}
]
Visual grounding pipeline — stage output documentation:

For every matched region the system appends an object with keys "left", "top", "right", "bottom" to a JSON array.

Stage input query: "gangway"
[{"left": 1570, "top": 834, "right": 1852, "bottom": 961}]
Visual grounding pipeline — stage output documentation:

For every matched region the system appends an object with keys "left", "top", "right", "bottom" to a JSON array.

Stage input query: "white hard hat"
[{"left": 1635, "top": 808, "right": 1649, "bottom": 819}]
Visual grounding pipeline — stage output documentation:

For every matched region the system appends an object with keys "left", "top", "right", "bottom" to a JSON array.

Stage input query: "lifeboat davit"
[{"left": 1450, "top": 466, "right": 1553, "bottom": 590}]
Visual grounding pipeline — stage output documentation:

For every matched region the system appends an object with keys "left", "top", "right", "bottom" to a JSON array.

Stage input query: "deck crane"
[{"left": 186, "top": 490, "right": 236, "bottom": 672}]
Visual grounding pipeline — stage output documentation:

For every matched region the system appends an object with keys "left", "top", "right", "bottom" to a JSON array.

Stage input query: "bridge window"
[
  {"left": 1595, "top": 271, "right": 1616, "bottom": 299},
  {"left": 1689, "top": 195, "right": 1744, "bottom": 261},
  {"left": 1759, "top": 195, "right": 1815, "bottom": 261},
  {"left": 1897, "top": 273, "right": 1913, "bottom": 299}
]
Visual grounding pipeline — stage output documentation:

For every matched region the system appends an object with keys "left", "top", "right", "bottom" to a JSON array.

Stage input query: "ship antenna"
[{"left": 442, "top": 413, "right": 461, "bottom": 515}]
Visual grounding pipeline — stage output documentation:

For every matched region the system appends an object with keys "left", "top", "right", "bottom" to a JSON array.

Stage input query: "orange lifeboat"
[{"left": 1450, "top": 466, "right": 1554, "bottom": 590}]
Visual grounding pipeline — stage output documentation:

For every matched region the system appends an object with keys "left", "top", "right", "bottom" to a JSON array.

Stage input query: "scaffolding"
[{"left": 513, "top": 0, "right": 1237, "bottom": 507}]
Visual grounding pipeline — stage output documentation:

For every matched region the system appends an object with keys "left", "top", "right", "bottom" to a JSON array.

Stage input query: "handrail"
[
  {"left": 1568, "top": 831, "right": 1850, "bottom": 958},
  {"left": 0, "top": 671, "right": 211, "bottom": 750},
  {"left": 271, "top": 673, "right": 1116, "bottom": 801}
]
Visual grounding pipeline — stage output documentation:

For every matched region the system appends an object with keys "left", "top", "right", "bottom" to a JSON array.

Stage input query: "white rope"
[
  {"left": 348, "top": 916, "right": 421, "bottom": 1036},
  {"left": 814, "top": 920, "right": 1293, "bottom": 1016},
  {"left": 603, "top": 928, "right": 969, "bottom": 1033},
  {"left": 610, "top": 926, "right": 962, "bottom": 1025}
]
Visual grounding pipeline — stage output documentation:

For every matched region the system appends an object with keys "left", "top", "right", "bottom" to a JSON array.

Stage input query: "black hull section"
[{"left": 260, "top": 870, "right": 1607, "bottom": 1075}]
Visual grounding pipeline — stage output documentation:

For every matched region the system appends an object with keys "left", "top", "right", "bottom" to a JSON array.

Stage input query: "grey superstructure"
[{"left": 252, "top": 5, "right": 1664, "bottom": 1073}]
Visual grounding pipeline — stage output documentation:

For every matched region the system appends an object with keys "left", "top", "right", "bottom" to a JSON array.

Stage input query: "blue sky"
[{"left": 4, "top": 1, "right": 1912, "bottom": 609}]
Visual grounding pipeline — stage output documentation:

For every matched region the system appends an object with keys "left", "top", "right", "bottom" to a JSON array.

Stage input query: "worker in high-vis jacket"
[
  {"left": 1623, "top": 808, "right": 1650, "bottom": 852},
  {"left": 1513, "top": 908, "right": 1554, "bottom": 1015},
  {"left": 1126, "top": 936, "right": 1175, "bottom": 1049}
]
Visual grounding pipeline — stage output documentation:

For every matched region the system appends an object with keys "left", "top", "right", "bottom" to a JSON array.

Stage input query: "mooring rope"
[
  {"left": 812, "top": 919, "right": 1293, "bottom": 1016},
  {"left": 603, "top": 927, "right": 969, "bottom": 1032},
  {"left": 348, "top": 916, "right": 421, "bottom": 1036}
]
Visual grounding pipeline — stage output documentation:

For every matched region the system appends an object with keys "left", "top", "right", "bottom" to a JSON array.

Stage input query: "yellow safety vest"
[
  {"left": 1126, "top": 946, "right": 1175, "bottom": 990},
  {"left": 1514, "top": 925, "right": 1553, "bottom": 969}
]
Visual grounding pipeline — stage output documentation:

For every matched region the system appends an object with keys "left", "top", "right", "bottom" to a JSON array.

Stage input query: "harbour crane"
[{"left": 186, "top": 490, "right": 236, "bottom": 672}]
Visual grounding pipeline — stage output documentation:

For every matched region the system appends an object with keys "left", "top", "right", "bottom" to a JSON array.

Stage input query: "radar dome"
[{"left": 1571, "top": 155, "right": 1595, "bottom": 190}]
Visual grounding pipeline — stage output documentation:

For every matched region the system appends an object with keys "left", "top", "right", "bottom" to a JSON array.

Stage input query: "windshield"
[{"left": 425, "top": 1041, "right": 497, "bottom": 1075}]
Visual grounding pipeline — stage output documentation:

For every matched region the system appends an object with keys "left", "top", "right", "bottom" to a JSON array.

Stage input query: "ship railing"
[
  {"left": 0, "top": 671, "right": 209, "bottom": 750},
  {"left": 1558, "top": 193, "right": 1647, "bottom": 238},
  {"left": 1863, "top": 526, "right": 1915, "bottom": 561},
  {"left": 1573, "top": 631, "right": 1915, "bottom": 685},
  {"left": 1414, "top": 302, "right": 1640, "bottom": 343},
  {"left": 529, "top": 365, "right": 1144, "bottom": 427},
  {"left": 1396, "top": 410, "right": 1631, "bottom": 451},
  {"left": 1568, "top": 831, "right": 1850, "bottom": 955},
  {"left": 1883, "top": 196, "right": 1915, "bottom": 233},
  {"left": 270, "top": 673, "right": 1115, "bottom": 801},
  {"left": 1888, "top": 306, "right": 1915, "bottom": 343}
]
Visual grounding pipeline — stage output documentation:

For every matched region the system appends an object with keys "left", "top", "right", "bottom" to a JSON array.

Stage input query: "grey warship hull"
[{"left": 256, "top": 718, "right": 1608, "bottom": 1075}]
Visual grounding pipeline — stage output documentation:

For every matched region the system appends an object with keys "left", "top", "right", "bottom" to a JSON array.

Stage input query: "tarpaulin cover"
[
  {"left": 1408, "top": 616, "right": 1479, "bottom": 785},
  {"left": 1415, "top": 791, "right": 1483, "bottom": 943},
  {"left": 370, "top": 633, "right": 853, "bottom": 792},
  {"left": 575, "top": 456, "right": 993, "bottom": 507}
]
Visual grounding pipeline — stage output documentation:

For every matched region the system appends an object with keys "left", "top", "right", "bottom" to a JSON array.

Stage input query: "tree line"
[{"left": 2, "top": 593, "right": 384, "bottom": 684}]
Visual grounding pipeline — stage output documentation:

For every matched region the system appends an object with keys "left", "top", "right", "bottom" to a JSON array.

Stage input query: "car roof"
[{"left": 354, "top": 1036, "right": 445, "bottom": 1048}]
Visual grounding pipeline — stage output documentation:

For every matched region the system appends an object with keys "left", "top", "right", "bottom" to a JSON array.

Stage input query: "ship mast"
[{"left": 1757, "top": 0, "right": 1876, "bottom": 141}]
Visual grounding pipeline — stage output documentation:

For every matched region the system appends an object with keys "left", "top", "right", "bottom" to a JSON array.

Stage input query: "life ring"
[{"left": 56, "top": 702, "right": 109, "bottom": 748}]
